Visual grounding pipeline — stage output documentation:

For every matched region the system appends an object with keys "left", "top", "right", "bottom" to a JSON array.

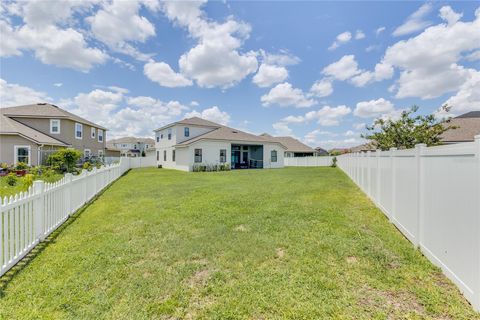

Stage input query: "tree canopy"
[{"left": 362, "top": 105, "right": 457, "bottom": 151}]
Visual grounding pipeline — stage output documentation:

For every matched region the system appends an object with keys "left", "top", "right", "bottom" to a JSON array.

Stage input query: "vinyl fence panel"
[
  {"left": 284, "top": 156, "right": 333, "bottom": 167},
  {"left": 0, "top": 158, "right": 131, "bottom": 277},
  {"left": 337, "top": 137, "right": 480, "bottom": 311}
]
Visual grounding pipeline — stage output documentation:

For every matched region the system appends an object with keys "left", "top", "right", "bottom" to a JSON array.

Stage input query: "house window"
[
  {"left": 157, "top": 151, "right": 159, "bottom": 161},
  {"left": 75, "top": 123, "right": 83, "bottom": 139},
  {"left": 91, "top": 127, "right": 95, "bottom": 139},
  {"left": 172, "top": 150, "right": 175, "bottom": 162},
  {"left": 50, "top": 119, "right": 60, "bottom": 134},
  {"left": 84, "top": 149, "right": 91, "bottom": 159},
  {"left": 98, "top": 129, "right": 103, "bottom": 142},
  {"left": 14, "top": 146, "right": 31, "bottom": 165},
  {"left": 220, "top": 149, "right": 226, "bottom": 163},
  {"left": 163, "top": 150, "right": 167, "bottom": 161},
  {"left": 156, "top": 136, "right": 159, "bottom": 142},
  {"left": 271, "top": 150, "right": 277, "bottom": 162},
  {"left": 194, "top": 149, "right": 202, "bottom": 163},
  {"left": 184, "top": 127, "right": 190, "bottom": 137}
]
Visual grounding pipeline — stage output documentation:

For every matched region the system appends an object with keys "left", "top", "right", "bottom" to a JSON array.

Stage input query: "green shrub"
[
  {"left": 331, "top": 157, "right": 337, "bottom": 168},
  {"left": 5, "top": 173, "right": 18, "bottom": 186},
  {"left": 22, "top": 174, "right": 34, "bottom": 189},
  {"left": 47, "top": 149, "right": 82, "bottom": 172},
  {"left": 0, "top": 162, "right": 9, "bottom": 170},
  {"left": 82, "top": 162, "right": 93, "bottom": 171},
  {"left": 15, "top": 162, "right": 28, "bottom": 170}
]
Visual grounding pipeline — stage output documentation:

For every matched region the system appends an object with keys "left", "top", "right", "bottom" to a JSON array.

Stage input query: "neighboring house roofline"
[
  {"left": 1, "top": 115, "right": 69, "bottom": 147},
  {"left": 1, "top": 103, "right": 107, "bottom": 131},
  {"left": 154, "top": 117, "right": 221, "bottom": 132}
]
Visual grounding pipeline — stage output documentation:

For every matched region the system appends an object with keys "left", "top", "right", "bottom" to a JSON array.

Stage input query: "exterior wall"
[
  {"left": 0, "top": 134, "right": 61, "bottom": 166},
  {"left": 11, "top": 117, "right": 106, "bottom": 156},
  {"left": 155, "top": 139, "right": 285, "bottom": 171},
  {"left": 0, "top": 135, "right": 39, "bottom": 165},
  {"left": 175, "top": 125, "right": 215, "bottom": 144},
  {"left": 263, "top": 143, "right": 285, "bottom": 169}
]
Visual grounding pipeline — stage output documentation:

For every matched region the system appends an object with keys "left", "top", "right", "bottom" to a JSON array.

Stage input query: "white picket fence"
[
  {"left": 284, "top": 156, "right": 333, "bottom": 167},
  {"left": 337, "top": 137, "right": 480, "bottom": 311},
  {"left": 0, "top": 157, "right": 145, "bottom": 277}
]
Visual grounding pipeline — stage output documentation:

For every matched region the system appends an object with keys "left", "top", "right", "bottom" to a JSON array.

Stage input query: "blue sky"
[{"left": 1, "top": 1, "right": 479, "bottom": 149}]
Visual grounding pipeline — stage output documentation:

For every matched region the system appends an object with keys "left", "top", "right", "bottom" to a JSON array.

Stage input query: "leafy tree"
[
  {"left": 361, "top": 105, "right": 457, "bottom": 151},
  {"left": 47, "top": 148, "right": 82, "bottom": 172}
]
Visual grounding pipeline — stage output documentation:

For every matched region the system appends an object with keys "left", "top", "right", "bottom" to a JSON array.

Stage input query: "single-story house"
[
  {"left": 259, "top": 134, "right": 317, "bottom": 157},
  {"left": 441, "top": 111, "right": 480, "bottom": 143},
  {"left": 154, "top": 117, "right": 286, "bottom": 171}
]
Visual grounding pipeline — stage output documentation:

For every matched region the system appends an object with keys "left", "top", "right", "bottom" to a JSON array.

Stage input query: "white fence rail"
[
  {"left": 0, "top": 156, "right": 152, "bottom": 277},
  {"left": 337, "top": 137, "right": 480, "bottom": 311},
  {"left": 284, "top": 156, "right": 333, "bottom": 167}
]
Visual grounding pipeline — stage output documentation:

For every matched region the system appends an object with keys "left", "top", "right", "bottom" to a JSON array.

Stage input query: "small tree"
[
  {"left": 47, "top": 148, "right": 82, "bottom": 172},
  {"left": 362, "top": 105, "right": 456, "bottom": 151}
]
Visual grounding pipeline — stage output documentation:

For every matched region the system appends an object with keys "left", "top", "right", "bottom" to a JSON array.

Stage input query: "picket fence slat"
[{"left": 0, "top": 158, "right": 135, "bottom": 277}]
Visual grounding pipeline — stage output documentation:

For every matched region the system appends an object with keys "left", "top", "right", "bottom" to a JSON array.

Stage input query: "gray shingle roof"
[
  {"left": 0, "top": 114, "right": 68, "bottom": 146},
  {"left": 260, "top": 135, "right": 315, "bottom": 153},
  {"left": 441, "top": 116, "right": 480, "bottom": 142},
  {"left": 1, "top": 103, "right": 107, "bottom": 130},
  {"left": 155, "top": 117, "right": 221, "bottom": 131}
]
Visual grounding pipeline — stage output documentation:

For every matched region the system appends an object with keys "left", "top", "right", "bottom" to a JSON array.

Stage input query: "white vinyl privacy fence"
[
  {"left": 284, "top": 156, "right": 333, "bottom": 167},
  {"left": 0, "top": 157, "right": 153, "bottom": 277},
  {"left": 337, "top": 137, "right": 480, "bottom": 311}
]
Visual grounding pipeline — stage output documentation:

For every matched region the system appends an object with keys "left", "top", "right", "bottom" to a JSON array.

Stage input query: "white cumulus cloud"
[
  {"left": 144, "top": 61, "right": 193, "bottom": 88},
  {"left": 261, "top": 82, "right": 316, "bottom": 108}
]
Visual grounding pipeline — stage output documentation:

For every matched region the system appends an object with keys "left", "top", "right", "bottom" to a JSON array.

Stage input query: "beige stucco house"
[{"left": 0, "top": 103, "right": 107, "bottom": 166}]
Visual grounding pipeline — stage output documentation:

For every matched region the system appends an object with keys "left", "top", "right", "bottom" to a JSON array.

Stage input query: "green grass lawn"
[{"left": 0, "top": 167, "right": 477, "bottom": 319}]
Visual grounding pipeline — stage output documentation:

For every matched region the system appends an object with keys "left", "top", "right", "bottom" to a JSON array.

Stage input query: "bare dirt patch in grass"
[{"left": 359, "top": 286, "right": 427, "bottom": 318}]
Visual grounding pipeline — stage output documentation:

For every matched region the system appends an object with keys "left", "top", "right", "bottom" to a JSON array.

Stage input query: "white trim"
[
  {"left": 98, "top": 129, "right": 103, "bottom": 142},
  {"left": 91, "top": 127, "right": 96, "bottom": 139},
  {"left": 14, "top": 145, "right": 31, "bottom": 166},
  {"left": 50, "top": 119, "right": 61, "bottom": 134},
  {"left": 75, "top": 123, "right": 83, "bottom": 139}
]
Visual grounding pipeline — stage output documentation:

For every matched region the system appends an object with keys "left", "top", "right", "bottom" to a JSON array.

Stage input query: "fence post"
[
  {"left": 415, "top": 144, "right": 426, "bottom": 248},
  {"left": 33, "top": 180, "right": 45, "bottom": 242},
  {"left": 366, "top": 151, "right": 372, "bottom": 197},
  {"left": 92, "top": 167, "right": 98, "bottom": 195},
  {"left": 390, "top": 147, "right": 397, "bottom": 222},
  {"left": 375, "top": 150, "right": 380, "bottom": 204},
  {"left": 82, "top": 170, "right": 88, "bottom": 204},
  {"left": 64, "top": 173, "right": 72, "bottom": 216},
  {"left": 475, "top": 135, "right": 480, "bottom": 311}
]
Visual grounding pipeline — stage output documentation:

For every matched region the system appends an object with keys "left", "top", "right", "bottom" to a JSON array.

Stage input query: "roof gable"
[
  {"left": 1, "top": 103, "right": 107, "bottom": 130},
  {"left": 0, "top": 114, "right": 68, "bottom": 146}
]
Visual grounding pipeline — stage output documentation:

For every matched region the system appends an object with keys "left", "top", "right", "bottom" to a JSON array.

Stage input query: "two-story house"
[
  {"left": 107, "top": 137, "right": 155, "bottom": 157},
  {"left": 0, "top": 103, "right": 107, "bottom": 166},
  {"left": 154, "top": 117, "right": 286, "bottom": 171}
]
